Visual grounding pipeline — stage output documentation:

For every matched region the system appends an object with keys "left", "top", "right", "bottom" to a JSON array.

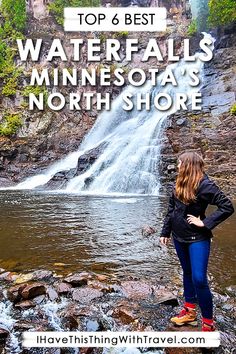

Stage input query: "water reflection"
[{"left": 0, "top": 191, "right": 235, "bottom": 291}]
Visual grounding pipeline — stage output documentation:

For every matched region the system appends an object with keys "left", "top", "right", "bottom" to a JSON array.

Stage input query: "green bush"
[
  {"left": 48, "top": 0, "right": 101, "bottom": 25},
  {"left": 0, "top": 114, "right": 22, "bottom": 137},
  {"left": 230, "top": 103, "right": 236, "bottom": 115},
  {"left": 113, "top": 31, "right": 129, "bottom": 38},
  {"left": 22, "top": 85, "right": 48, "bottom": 97},
  {"left": 208, "top": 0, "right": 236, "bottom": 27},
  {"left": 22, "top": 85, "right": 49, "bottom": 105},
  {"left": 1, "top": 0, "right": 26, "bottom": 32},
  {"left": 0, "top": 1, "right": 26, "bottom": 97},
  {"left": 187, "top": 19, "right": 197, "bottom": 36}
]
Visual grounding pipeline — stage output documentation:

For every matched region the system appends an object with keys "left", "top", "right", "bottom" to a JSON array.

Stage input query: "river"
[{"left": 0, "top": 190, "right": 235, "bottom": 293}]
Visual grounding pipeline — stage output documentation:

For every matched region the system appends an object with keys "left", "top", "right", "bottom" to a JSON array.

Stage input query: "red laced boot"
[
  {"left": 170, "top": 303, "right": 197, "bottom": 326},
  {"left": 202, "top": 318, "right": 216, "bottom": 331}
]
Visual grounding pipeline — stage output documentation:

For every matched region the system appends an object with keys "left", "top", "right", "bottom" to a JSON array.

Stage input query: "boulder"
[
  {"left": 47, "top": 287, "right": 59, "bottom": 301},
  {"left": 121, "top": 281, "right": 153, "bottom": 300},
  {"left": 72, "top": 287, "right": 103, "bottom": 303},
  {"left": 7, "top": 283, "right": 27, "bottom": 303},
  {"left": 64, "top": 272, "right": 91, "bottom": 287},
  {"left": 153, "top": 289, "right": 179, "bottom": 306},
  {"left": 113, "top": 306, "right": 137, "bottom": 324},
  {"left": 0, "top": 272, "right": 15, "bottom": 282},
  {"left": 21, "top": 283, "right": 47, "bottom": 300},
  {"left": 56, "top": 282, "right": 73, "bottom": 294}
]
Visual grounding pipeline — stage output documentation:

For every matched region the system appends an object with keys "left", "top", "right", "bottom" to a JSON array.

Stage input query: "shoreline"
[{"left": 0, "top": 268, "right": 235, "bottom": 354}]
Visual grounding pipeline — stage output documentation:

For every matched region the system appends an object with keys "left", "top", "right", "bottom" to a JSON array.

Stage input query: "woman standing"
[{"left": 160, "top": 152, "right": 234, "bottom": 331}]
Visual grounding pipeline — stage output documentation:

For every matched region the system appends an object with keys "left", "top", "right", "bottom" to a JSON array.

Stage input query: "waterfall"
[{"left": 11, "top": 34, "right": 214, "bottom": 195}]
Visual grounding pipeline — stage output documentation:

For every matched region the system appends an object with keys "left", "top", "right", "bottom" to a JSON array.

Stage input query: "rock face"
[{"left": 160, "top": 27, "right": 236, "bottom": 197}]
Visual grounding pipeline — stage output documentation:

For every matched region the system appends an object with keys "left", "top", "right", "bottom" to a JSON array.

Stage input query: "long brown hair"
[{"left": 175, "top": 152, "right": 204, "bottom": 204}]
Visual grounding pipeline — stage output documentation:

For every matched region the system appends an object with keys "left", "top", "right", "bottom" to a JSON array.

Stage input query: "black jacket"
[{"left": 161, "top": 174, "right": 234, "bottom": 243}]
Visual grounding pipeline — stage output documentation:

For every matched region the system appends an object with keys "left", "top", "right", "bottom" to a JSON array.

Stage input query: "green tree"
[{"left": 208, "top": 0, "right": 236, "bottom": 27}]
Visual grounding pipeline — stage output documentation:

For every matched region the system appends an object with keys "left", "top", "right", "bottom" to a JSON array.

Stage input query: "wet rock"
[
  {"left": 86, "top": 319, "right": 100, "bottom": 331},
  {"left": 14, "top": 321, "right": 35, "bottom": 331},
  {"left": 0, "top": 272, "right": 15, "bottom": 282},
  {"left": 7, "top": 283, "right": 27, "bottom": 303},
  {"left": 56, "top": 282, "right": 73, "bottom": 294},
  {"left": 225, "top": 285, "right": 236, "bottom": 297},
  {"left": 121, "top": 281, "right": 153, "bottom": 300},
  {"left": 21, "top": 283, "right": 47, "bottom": 299},
  {"left": 95, "top": 274, "right": 109, "bottom": 282},
  {"left": 32, "top": 270, "right": 53, "bottom": 281},
  {"left": 14, "top": 273, "right": 35, "bottom": 284},
  {"left": 153, "top": 288, "right": 179, "bottom": 306},
  {"left": 15, "top": 300, "right": 36, "bottom": 310},
  {"left": 14, "top": 270, "right": 53, "bottom": 284},
  {"left": 61, "top": 315, "right": 79, "bottom": 330},
  {"left": 64, "top": 272, "right": 91, "bottom": 287},
  {"left": 113, "top": 306, "right": 137, "bottom": 324},
  {"left": 141, "top": 226, "right": 157, "bottom": 236},
  {"left": 47, "top": 287, "right": 59, "bottom": 301},
  {"left": 87, "top": 280, "right": 121, "bottom": 294},
  {"left": 32, "top": 294, "right": 46, "bottom": 304},
  {"left": 0, "top": 328, "right": 9, "bottom": 344},
  {"left": 70, "top": 305, "right": 100, "bottom": 318},
  {"left": 43, "top": 169, "right": 77, "bottom": 190},
  {"left": 72, "top": 287, "right": 103, "bottom": 303}
]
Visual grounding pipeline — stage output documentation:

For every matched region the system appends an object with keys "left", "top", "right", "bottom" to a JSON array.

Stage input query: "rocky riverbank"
[{"left": 0, "top": 267, "right": 236, "bottom": 354}]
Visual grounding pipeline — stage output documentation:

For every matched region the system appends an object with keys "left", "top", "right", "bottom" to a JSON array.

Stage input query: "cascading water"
[{"left": 12, "top": 33, "right": 214, "bottom": 195}]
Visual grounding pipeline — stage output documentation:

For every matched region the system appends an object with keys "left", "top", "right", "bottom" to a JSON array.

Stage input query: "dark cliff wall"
[{"left": 160, "top": 24, "right": 236, "bottom": 197}]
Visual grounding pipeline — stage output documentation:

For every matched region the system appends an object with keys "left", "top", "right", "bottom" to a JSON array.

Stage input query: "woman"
[{"left": 160, "top": 152, "right": 234, "bottom": 331}]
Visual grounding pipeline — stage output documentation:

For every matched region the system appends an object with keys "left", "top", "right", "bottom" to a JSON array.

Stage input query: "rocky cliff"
[
  {"left": 0, "top": 0, "right": 192, "bottom": 185},
  {"left": 160, "top": 23, "right": 236, "bottom": 197}
]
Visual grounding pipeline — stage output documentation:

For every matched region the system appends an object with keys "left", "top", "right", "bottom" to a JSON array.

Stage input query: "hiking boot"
[
  {"left": 170, "top": 306, "right": 198, "bottom": 326},
  {"left": 202, "top": 321, "right": 216, "bottom": 331}
]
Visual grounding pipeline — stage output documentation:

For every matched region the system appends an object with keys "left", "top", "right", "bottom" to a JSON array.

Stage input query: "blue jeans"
[{"left": 173, "top": 238, "right": 213, "bottom": 319}]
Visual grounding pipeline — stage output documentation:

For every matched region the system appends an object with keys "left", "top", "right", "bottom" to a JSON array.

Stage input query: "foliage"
[
  {"left": 230, "top": 103, "right": 236, "bottom": 115},
  {"left": 113, "top": 31, "right": 129, "bottom": 38},
  {"left": 0, "top": 0, "right": 26, "bottom": 97},
  {"left": 1, "top": 0, "right": 26, "bottom": 32},
  {"left": 0, "top": 113, "right": 22, "bottom": 137},
  {"left": 48, "top": 0, "right": 101, "bottom": 25},
  {"left": 187, "top": 19, "right": 197, "bottom": 36},
  {"left": 22, "top": 85, "right": 47, "bottom": 97},
  {"left": 2, "top": 76, "right": 19, "bottom": 96},
  {"left": 208, "top": 0, "right": 236, "bottom": 27},
  {"left": 22, "top": 85, "right": 49, "bottom": 104}
]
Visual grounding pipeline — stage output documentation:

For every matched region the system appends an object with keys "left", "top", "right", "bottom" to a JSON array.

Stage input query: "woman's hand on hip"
[
  {"left": 160, "top": 237, "right": 170, "bottom": 246},
  {"left": 187, "top": 214, "right": 204, "bottom": 227}
]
